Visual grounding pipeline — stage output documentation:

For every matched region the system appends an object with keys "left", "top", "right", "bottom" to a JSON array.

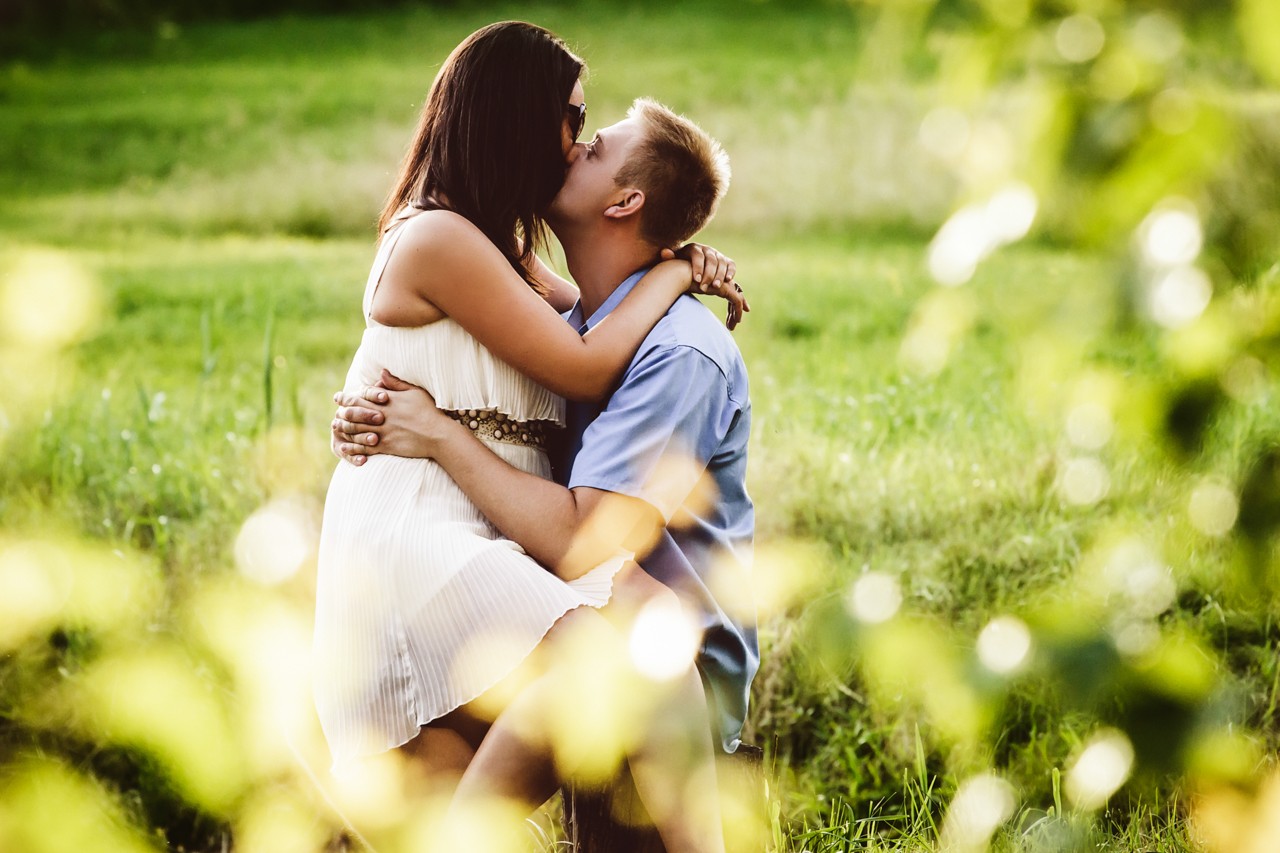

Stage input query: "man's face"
[{"left": 549, "top": 116, "right": 645, "bottom": 229}]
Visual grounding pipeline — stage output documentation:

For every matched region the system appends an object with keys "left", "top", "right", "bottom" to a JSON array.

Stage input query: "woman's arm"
[
  {"left": 525, "top": 251, "right": 580, "bottom": 314},
  {"left": 374, "top": 210, "right": 727, "bottom": 402},
  {"left": 525, "top": 243, "right": 741, "bottom": 317}
]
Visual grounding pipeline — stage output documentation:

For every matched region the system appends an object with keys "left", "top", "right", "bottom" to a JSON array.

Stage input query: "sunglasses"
[{"left": 566, "top": 102, "right": 587, "bottom": 142}]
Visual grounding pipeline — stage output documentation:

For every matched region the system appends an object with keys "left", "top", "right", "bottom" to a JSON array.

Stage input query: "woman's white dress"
[{"left": 313, "top": 216, "right": 623, "bottom": 769}]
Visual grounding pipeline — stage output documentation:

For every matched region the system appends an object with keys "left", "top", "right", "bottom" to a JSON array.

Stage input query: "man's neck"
[{"left": 558, "top": 226, "right": 659, "bottom": 320}]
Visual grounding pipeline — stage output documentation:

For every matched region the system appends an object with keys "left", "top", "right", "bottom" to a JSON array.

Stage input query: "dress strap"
[{"left": 362, "top": 215, "right": 414, "bottom": 322}]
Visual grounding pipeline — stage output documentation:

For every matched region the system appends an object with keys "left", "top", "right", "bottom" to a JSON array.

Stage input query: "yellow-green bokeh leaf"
[
  {"left": 78, "top": 648, "right": 246, "bottom": 814},
  {"left": 1133, "top": 630, "right": 1217, "bottom": 704},
  {"left": 1237, "top": 0, "right": 1280, "bottom": 87},
  {"left": 1084, "top": 103, "right": 1232, "bottom": 244},
  {"left": 0, "top": 757, "right": 154, "bottom": 853},
  {"left": 0, "top": 536, "right": 162, "bottom": 651}
]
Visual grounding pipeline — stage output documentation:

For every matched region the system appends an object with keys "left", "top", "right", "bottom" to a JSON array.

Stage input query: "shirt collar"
[{"left": 567, "top": 267, "right": 652, "bottom": 334}]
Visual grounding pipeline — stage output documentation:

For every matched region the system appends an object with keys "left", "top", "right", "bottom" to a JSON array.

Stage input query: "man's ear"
[{"left": 604, "top": 189, "right": 645, "bottom": 221}]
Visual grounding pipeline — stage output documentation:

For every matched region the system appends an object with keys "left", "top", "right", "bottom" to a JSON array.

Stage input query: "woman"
[{"left": 313, "top": 21, "right": 739, "bottom": 852}]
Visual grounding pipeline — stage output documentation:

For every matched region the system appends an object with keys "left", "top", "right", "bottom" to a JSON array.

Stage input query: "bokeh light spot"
[
  {"left": 235, "top": 497, "right": 315, "bottom": 585},
  {"left": 629, "top": 595, "right": 700, "bottom": 681},
  {"left": 1142, "top": 204, "right": 1203, "bottom": 267},
  {"left": 1091, "top": 50, "right": 1141, "bottom": 102},
  {"left": 1123, "top": 560, "right": 1177, "bottom": 618},
  {"left": 1059, "top": 457, "right": 1110, "bottom": 506},
  {"left": 976, "top": 616, "right": 1033, "bottom": 674},
  {"left": 1113, "top": 620, "right": 1159, "bottom": 658},
  {"left": 1221, "top": 357, "right": 1268, "bottom": 404},
  {"left": 987, "top": 184, "right": 1039, "bottom": 243},
  {"left": 405, "top": 796, "right": 530, "bottom": 853},
  {"left": 940, "top": 773, "right": 1016, "bottom": 851},
  {"left": 1188, "top": 480, "right": 1238, "bottom": 537},
  {"left": 1066, "top": 401, "right": 1114, "bottom": 450},
  {"left": 1066, "top": 730, "right": 1135, "bottom": 810},
  {"left": 0, "top": 249, "right": 103, "bottom": 349},
  {"left": 928, "top": 207, "right": 988, "bottom": 286},
  {"left": 1149, "top": 266, "right": 1212, "bottom": 329},
  {"left": 927, "top": 184, "right": 1037, "bottom": 286},
  {"left": 846, "top": 572, "right": 902, "bottom": 624},
  {"left": 1056, "top": 14, "right": 1106, "bottom": 64},
  {"left": 1133, "top": 12, "right": 1184, "bottom": 63}
]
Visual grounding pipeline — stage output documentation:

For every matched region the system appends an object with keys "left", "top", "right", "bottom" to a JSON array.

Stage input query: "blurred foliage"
[
  {"left": 751, "top": 0, "right": 1280, "bottom": 850},
  {"left": 3, "top": 0, "right": 1280, "bottom": 851}
]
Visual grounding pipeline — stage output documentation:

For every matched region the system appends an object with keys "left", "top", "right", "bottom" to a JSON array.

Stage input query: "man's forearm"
[
  {"left": 334, "top": 380, "right": 653, "bottom": 576},
  {"left": 431, "top": 423, "right": 583, "bottom": 573}
]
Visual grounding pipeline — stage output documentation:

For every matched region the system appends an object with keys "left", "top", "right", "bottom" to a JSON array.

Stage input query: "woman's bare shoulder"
[
  {"left": 373, "top": 208, "right": 520, "bottom": 326},
  {"left": 371, "top": 211, "right": 481, "bottom": 326},
  {"left": 389, "top": 208, "right": 528, "bottom": 295},
  {"left": 394, "top": 208, "right": 497, "bottom": 258}
]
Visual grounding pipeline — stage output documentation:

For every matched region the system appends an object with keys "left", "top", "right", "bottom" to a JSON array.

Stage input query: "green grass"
[{"left": 2, "top": 3, "right": 1277, "bottom": 852}]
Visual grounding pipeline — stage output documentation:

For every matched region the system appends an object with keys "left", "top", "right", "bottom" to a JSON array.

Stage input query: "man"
[{"left": 333, "top": 97, "right": 756, "bottom": 825}]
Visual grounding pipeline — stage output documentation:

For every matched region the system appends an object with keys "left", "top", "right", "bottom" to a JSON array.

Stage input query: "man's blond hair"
[{"left": 613, "top": 98, "right": 731, "bottom": 248}]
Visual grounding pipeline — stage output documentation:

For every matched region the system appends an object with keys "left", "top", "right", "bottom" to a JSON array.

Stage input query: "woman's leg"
[
  {"left": 445, "top": 603, "right": 597, "bottom": 813},
  {"left": 448, "top": 674, "right": 562, "bottom": 811},
  {"left": 448, "top": 565, "right": 727, "bottom": 853},
  {"left": 609, "top": 565, "right": 726, "bottom": 853},
  {"left": 397, "top": 707, "right": 491, "bottom": 798}
]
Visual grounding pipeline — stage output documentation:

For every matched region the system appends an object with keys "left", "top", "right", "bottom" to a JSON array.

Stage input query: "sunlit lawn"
[{"left": 3, "top": 3, "right": 1275, "bottom": 851}]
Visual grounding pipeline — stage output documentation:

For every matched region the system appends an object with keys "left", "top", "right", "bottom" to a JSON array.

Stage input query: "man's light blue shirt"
[{"left": 558, "top": 269, "right": 757, "bottom": 753}]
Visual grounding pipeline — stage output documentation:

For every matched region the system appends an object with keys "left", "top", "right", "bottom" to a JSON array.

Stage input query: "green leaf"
[{"left": 1238, "top": 0, "right": 1280, "bottom": 87}]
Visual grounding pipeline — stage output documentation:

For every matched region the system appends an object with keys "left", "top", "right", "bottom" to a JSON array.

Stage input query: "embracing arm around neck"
[{"left": 370, "top": 210, "right": 688, "bottom": 403}]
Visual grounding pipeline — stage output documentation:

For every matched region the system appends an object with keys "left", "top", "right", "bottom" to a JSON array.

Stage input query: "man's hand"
[
  {"left": 660, "top": 243, "right": 749, "bottom": 330},
  {"left": 331, "top": 370, "right": 458, "bottom": 465},
  {"left": 330, "top": 383, "right": 386, "bottom": 464}
]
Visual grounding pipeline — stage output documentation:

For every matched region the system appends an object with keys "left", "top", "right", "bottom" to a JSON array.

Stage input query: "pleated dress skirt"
[{"left": 314, "top": 439, "right": 622, "bottom": 769}]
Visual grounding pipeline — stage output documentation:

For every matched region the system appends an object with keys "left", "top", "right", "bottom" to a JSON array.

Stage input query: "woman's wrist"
[
  {"left": 651, "top": 258, "right": 694, "bottom": 296},
  {"left": 426, "top": 412, "right": 474, "bottom": 459}
]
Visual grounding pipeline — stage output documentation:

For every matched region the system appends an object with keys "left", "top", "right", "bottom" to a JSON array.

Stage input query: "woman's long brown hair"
[{"left": 379, "top": 22, "right": 583, "bottom": 290}]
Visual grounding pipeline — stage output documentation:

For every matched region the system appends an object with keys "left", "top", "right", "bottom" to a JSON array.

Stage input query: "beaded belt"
[{"left": 444, "top": 409, "right": 551, "bottom": 450}]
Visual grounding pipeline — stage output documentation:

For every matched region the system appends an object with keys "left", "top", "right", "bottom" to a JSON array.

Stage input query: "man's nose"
[{"left": 565, "top": 142, "right": 585, "bottom": 166}]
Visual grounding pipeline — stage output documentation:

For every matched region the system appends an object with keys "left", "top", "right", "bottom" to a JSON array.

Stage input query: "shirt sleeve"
[{"left": 567, "top": 345, "right": 740, "bottom": 522}]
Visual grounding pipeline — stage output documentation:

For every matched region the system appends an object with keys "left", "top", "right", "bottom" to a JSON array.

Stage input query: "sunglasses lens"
[{"left": 568, "top": 104, "right": 586, "bottom": 141}]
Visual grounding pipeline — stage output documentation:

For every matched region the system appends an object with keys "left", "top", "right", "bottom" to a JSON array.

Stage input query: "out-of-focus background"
[{"left": 3, "top": 1, "right": 1280, "bottom": 851}]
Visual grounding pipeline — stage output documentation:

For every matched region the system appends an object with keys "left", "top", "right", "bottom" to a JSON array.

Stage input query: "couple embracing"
[{"left": 316, "top": 21, "right": 756, "bottom": 853}]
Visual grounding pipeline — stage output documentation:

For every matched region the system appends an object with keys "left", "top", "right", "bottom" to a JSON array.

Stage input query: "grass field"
[{"left": 2, "top": 3, "right": 1277, "bottom": 851}]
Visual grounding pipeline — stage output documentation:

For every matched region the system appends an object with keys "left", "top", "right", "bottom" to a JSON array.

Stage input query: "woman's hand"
[
  {"left": 662, "top": 241, "right": 735, "bottom": 290},
  {"left": 331, "top": 370, "right": 460, "bottom": 465},
  {"left": 660, "top": 242, "right": 749, "bottom": 330}
]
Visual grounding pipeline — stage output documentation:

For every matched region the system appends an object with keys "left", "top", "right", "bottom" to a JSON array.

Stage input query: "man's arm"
[
  {"left": 335, "top": 340, "right": 738, "bottom": 573},
  {"left": 333, "top": 374, "right": 662, "bottom": 579}
]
